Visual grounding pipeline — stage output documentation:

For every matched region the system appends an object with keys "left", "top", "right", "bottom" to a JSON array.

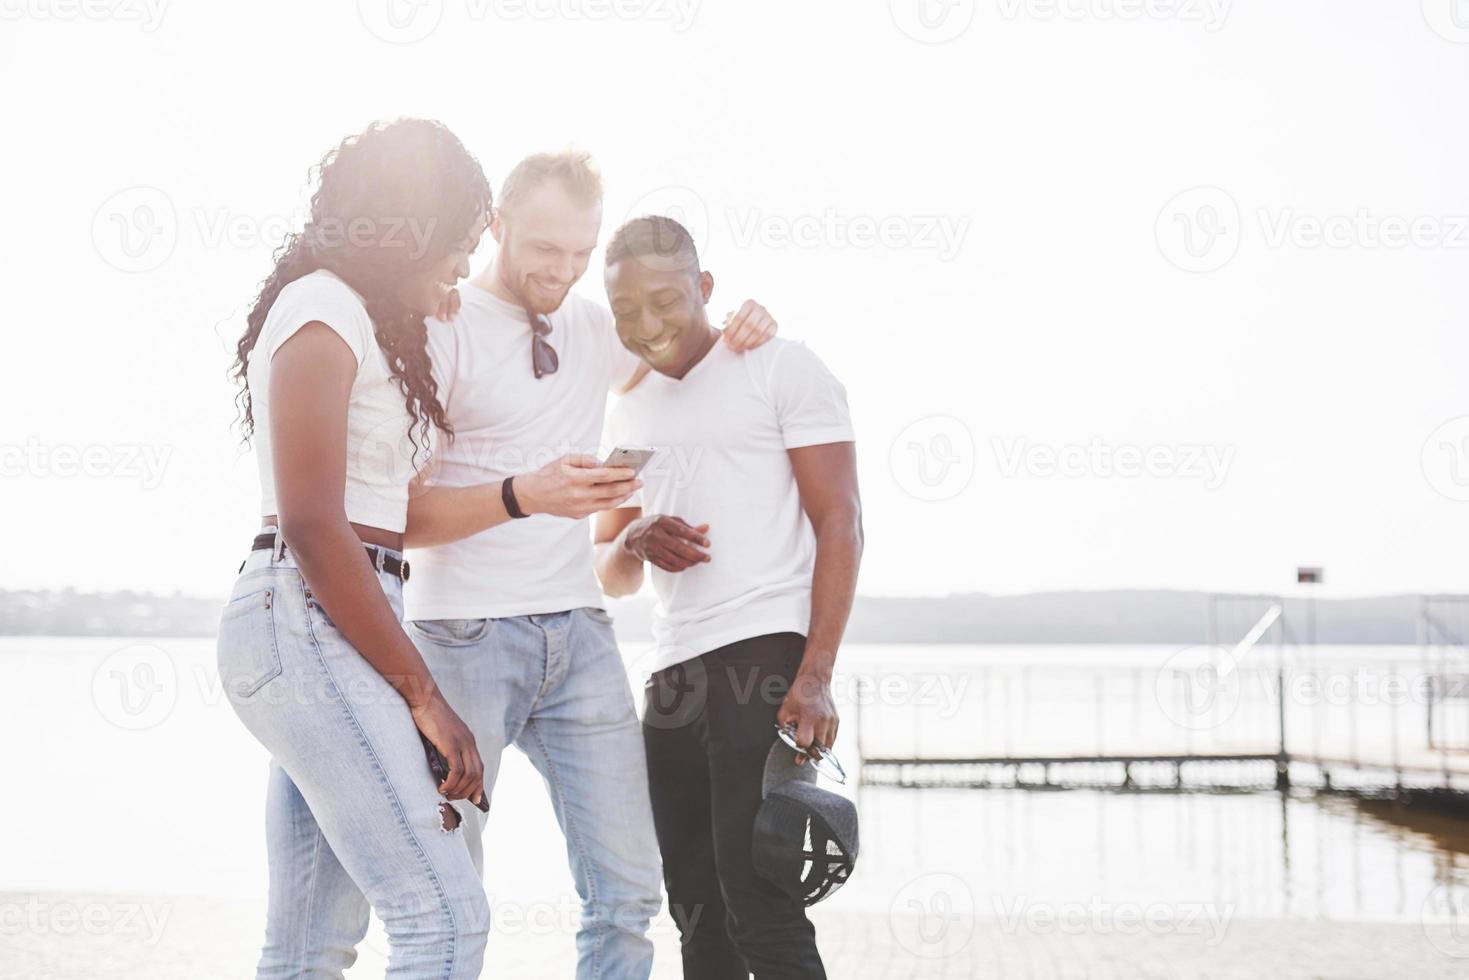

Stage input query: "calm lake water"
[{"left": 5, "top": 636, "right": 1468, "bottom": 933}]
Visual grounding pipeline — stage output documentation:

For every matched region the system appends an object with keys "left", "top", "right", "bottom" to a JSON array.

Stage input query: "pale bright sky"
[{"left": 3, "top": 0, "right": 1469, "bottom": 600}]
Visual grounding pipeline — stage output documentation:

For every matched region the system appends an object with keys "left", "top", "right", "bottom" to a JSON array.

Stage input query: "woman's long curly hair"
[{"left": 231, "top": 118, "right": 491, "bottom": 464}]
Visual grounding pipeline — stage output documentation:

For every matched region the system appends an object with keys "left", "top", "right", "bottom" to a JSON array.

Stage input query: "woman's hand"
[{"left": 411, "top": 695, "right": 485, "bottom": 805}]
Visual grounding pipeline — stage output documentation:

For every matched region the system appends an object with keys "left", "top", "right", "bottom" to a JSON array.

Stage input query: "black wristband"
[{"left": 502, "top": 476, "right": 529, "bottom": 519}]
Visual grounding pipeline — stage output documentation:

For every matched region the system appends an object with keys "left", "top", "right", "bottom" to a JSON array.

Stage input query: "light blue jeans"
[
  {"left": 246, "top": 602, "right": 664, "bottom": 979},
  {"left": 217, "top": 540, "right": 489, "bottom": 980},
  {"left": 406, "top": 609, "right": 663, "bottom": 979}
]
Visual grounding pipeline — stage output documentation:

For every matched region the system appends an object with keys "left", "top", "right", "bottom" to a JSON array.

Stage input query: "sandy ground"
[{"left": 4, "top": 891, "right": 1469, "bottom": 979}]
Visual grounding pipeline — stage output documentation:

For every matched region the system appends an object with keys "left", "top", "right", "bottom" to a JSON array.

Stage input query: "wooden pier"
[{"left": 852, "top": 594, "right": 1469, "bottom": 805}]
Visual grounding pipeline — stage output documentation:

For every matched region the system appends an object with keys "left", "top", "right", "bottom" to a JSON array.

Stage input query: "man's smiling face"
[
  {"left": 604, "top": 253, "right": 715, "bottom": 376},
  {"left": 493, "top": 179, "right": 602, "bottom": 315}
]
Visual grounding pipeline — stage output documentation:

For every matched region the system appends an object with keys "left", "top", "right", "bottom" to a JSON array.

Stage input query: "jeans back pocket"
[{"left": 217, "top": 587, "right": 282, "bottom": 700}]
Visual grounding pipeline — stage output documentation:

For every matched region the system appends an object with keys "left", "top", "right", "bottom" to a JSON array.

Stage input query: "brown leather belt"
[{"left": 243, "top": 532, "right": 411, "bottom": 581}]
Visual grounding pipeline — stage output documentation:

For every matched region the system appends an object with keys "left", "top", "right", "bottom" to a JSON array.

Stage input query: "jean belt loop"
[{"left": 271, "top": 532, "right": 287, "bottom": 564}]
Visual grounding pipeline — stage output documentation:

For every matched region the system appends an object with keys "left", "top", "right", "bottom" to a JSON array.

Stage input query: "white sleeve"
[
  {"left": 765, "top": 342, "right": 855, "bottom": 449},
  {"left": 262, "top": 273, "right": 373, "bottom": 367}
]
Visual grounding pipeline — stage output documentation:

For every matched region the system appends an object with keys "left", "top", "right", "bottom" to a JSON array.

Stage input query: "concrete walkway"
[{"left": 4, "top": 892, "right": 1467, "bottom": 979}]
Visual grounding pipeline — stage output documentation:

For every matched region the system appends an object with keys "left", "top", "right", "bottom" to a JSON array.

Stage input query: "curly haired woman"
[{"left": 217, "top": 118, "right": 492, "bottom": 979}]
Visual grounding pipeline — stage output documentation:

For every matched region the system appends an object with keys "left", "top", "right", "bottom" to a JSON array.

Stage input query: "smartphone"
[
  {"left": 602, "top": 446, "right": 657, "bottom": 476},
  {"left": 419, "top": 731, "right": 490, "bottom": 812}
]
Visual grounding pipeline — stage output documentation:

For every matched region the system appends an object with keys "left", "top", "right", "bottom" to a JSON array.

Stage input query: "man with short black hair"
[{"left": 595, "top": 215, "right": 863, "bottom": 978}]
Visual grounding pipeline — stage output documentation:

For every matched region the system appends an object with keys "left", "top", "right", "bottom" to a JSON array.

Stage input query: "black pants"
[{"left": 643, "top": 632, "right": 827, "bottom": 979}]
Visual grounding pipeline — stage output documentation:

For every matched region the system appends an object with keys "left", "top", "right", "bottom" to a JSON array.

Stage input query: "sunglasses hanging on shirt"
[{"left": 528, "top": 310, "right": 560, "bottom": 379}]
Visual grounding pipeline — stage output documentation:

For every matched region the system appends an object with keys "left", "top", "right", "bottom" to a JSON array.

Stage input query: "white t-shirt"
[
  {"left": 606, "top": 336, "right": 855, "bottom": 673},
  {"left": 403, "top": 283, "right": 642, "bottom": 621},
  {"left": 250, "top": 270, "right": 426, "bottom": 533}
]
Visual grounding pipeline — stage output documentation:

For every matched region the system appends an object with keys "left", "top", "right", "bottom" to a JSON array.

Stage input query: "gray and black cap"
[{"left": 751, "top": 739, "right": 859, "bottom": 906}]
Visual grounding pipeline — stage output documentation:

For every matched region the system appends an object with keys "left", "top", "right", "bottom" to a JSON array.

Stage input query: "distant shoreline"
[{"left": 0, "top": 588, "right": 1456, "bottom": 645}]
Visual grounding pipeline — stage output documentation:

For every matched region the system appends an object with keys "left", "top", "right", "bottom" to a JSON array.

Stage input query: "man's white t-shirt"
[
  {"left": 606, "top": 336, "right": 854, "bottom": 673},
  {"left": 403, "top": 283, "right": 640, "bottom": 621}
]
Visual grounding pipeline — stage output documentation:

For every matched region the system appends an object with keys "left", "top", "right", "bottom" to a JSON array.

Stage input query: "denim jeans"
[
  {"left": 406, "top": 609, "right": 663, "bottom": 979},
  {"left": 253, "top": 604, "right": 663, "bottom": 979},
  {"left": 217, "top": 539, "right": 489, "bottom": 980}
]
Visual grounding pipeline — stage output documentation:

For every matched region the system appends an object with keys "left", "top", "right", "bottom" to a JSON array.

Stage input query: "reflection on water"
[
  {"left": 842, "top": 784, "right": 1469, "bottom": 923},
  {"left": 835, "top": 642, "right": 1469, "bottom": 924},
  {"left": 5, "top": 636, "right": 1469, "bottom": 930}
]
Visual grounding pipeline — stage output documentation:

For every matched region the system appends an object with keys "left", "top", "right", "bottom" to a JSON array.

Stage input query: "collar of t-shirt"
[
  {"left": 647, "top": 329, "right": 727, "bottom": 387},
  {"left": 461, "top": 281, "right": 530, "bottom": 324}
]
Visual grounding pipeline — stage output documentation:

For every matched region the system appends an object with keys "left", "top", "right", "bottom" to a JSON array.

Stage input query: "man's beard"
[
  {"left": 517, "top": 276, "right": 571, "bottom": 316},
  {"left": 497, "top": 239, "right": 573, "bottom": 315}
]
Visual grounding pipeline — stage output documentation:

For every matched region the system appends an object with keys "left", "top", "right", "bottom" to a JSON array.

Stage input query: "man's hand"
[
  {"left": 624, "top": 514, "right": 711, "bottom": 572},
  {"left": 433, "top": 287, "right": 463, "bottom": 322},
  {"left": 777, "top": 671, "right": 839, "bottom": 765},
  {"left": 722, "top": 300, "right": 777, "bottom": 351},
  {"left": 514, "top": 454, "right": 641, "bottom": 521}
]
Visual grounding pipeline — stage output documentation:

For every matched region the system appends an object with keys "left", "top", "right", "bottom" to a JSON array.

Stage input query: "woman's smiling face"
[{"left": 401, "top": 211, "right": 487, "bottom": 316}]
